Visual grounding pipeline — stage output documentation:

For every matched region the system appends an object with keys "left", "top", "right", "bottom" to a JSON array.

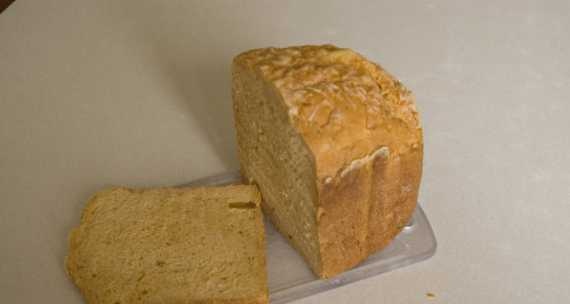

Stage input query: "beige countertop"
[{"left": 1, "top": 1, "right": 569, "bottom": 303}]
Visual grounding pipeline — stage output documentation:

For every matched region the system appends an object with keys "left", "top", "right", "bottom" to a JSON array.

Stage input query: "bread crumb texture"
[{"left": 65, "top": 185, "right": 268, "bottom": 304}]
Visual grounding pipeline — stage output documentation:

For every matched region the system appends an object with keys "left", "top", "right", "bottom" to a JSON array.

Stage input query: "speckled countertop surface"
[{"left": 1, "top": 1, "right": 569, "bottom": 303}]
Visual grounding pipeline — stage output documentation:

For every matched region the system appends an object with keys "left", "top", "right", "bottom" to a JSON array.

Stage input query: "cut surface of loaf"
[
  {"left": 65, "top": 185, "right": 268, "bottom": 304},
  {"left": 232, "top": 45, "right": 423, "bottom": 278}
]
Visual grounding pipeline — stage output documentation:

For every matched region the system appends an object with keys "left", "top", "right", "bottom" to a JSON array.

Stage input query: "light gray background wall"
[{"left": 1, "top": 1, "right": 569, "bottom": 303}]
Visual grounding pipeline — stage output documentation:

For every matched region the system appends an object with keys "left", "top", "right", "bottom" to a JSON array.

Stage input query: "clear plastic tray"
[{"left": 183, "top": 171, "right": 437, "bottom": 304}]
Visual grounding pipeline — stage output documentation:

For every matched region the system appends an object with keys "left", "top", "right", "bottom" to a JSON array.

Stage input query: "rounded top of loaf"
[{"left": 234, "top": 45, "right": 422, "bottom": 180}]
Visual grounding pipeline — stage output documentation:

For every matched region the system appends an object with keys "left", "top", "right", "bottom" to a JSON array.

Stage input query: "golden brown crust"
[
  {"left": 235, "top": 45, "right": 421, "bottom": 180},
  {"left": 235, "top": 45, "right": 422, "bottom": 278},
  {"left": 317, "top": 142, "right": 422, "bottom": 277},
  {"left": 317, "top": 162, "right": 371, "bottom": 277}
]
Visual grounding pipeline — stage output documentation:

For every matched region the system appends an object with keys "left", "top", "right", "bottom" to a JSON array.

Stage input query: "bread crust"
[{"left": 234, "top": 45, "right": 423, "bottom": 278}]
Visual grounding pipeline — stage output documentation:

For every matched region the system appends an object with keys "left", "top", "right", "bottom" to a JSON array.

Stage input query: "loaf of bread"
[
  {"left": 65, "top": 185, "right": 268, "bottom": 304},
  {"left": 232, "top": 45, "right": 422, "bottom": 278}
]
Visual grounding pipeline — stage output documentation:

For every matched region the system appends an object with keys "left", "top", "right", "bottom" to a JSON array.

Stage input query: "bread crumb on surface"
[{"left": 426, "top": 292, "right": 436, "bottom": 299}]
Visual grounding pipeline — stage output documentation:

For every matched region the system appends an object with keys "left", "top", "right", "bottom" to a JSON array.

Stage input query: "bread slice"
[
  {"left": 65, "top": 185, "right": 268, "bottom": 304},
  {"left": 232, "top": 45, "right": 422, "bottom": 278}
]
